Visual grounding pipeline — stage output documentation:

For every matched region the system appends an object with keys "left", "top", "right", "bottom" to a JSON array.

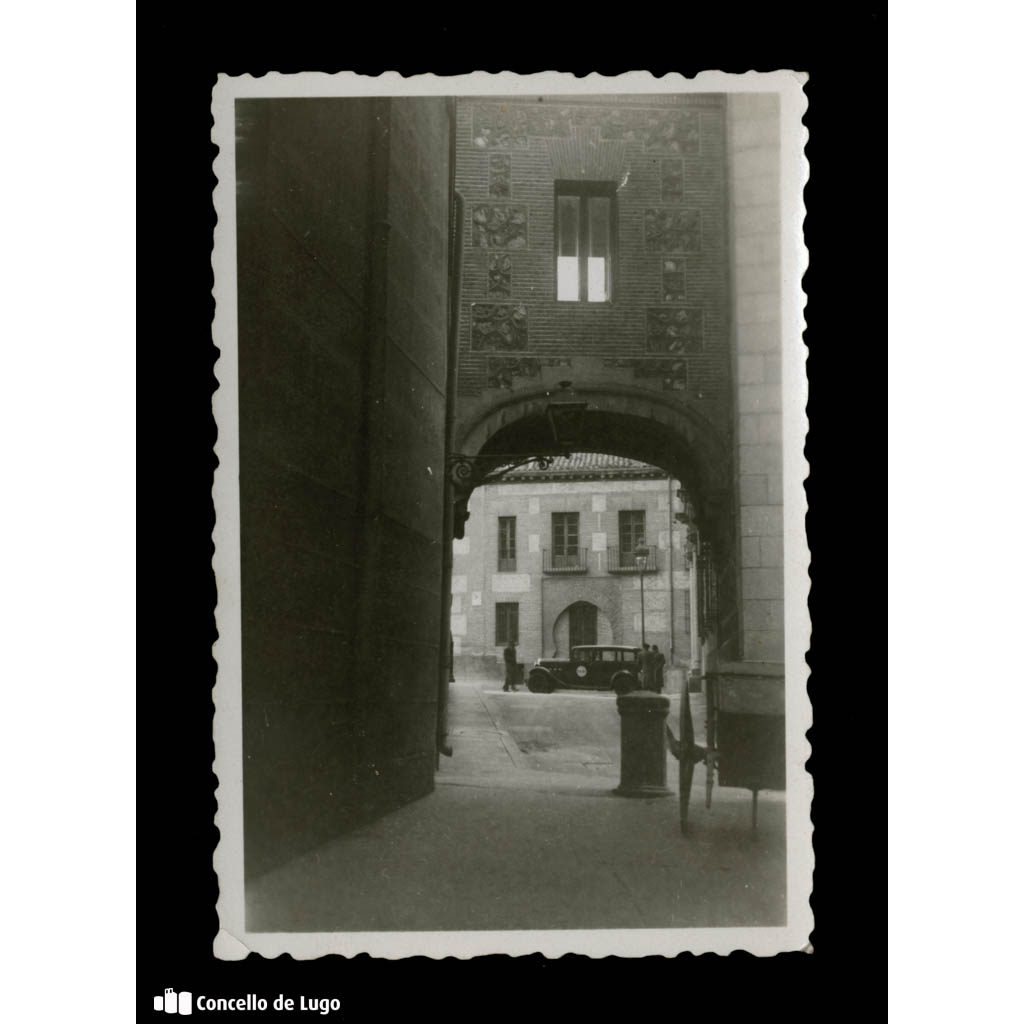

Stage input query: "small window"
[
  {"left": 498, "top": 516, "right": 516, "bottom": 571},
  {"left": 601, "top": 650, "right": 618, "bottom": 662},
  {"left": 496, "top": 603, "right": 519, "bottom": 645},
  {"left": 556, "top": 182, "right": 615, "bottom": 302},
  {"left": 619, "top": 510, "right": 646, "bottom": 557}
]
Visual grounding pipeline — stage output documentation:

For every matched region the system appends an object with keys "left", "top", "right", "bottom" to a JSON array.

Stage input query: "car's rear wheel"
[
  {"left": 611, "top": 671, "right": 637, "bottom": 695},
  {"left": 527, "top": 671, "right": 555, "bottom": 693}
]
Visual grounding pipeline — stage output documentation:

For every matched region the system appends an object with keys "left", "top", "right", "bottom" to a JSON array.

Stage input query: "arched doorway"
[
  {"left": 553, "top": 600, "right": 614, "bottom": 654},
  {"left": 568, "top": 601, "right": 597, "bottom": 649}
]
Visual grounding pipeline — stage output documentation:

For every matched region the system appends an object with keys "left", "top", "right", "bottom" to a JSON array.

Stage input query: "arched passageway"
[
  {"left": 439, "top": 384, "right": 744, "bottom": 757},
  {"left": 449, "top": 384, "right": 738, "bottom": 658},
  {"left": 457, "top": 385, "right": 730, "bottom": 509}
]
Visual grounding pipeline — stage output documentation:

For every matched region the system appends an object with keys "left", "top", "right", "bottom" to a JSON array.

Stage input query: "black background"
[{"left": 141, "top": 14, "right": 883, "bottom": 1008}]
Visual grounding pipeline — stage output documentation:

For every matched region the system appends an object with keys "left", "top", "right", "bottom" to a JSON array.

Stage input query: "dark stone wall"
[{"left": 234, "top": 97, "right": 451, "bottom": 882}]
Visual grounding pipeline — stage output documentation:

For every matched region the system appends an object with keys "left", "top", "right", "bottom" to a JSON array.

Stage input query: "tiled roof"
[{"left": 503, "top": 451, "right": 665, "bottom": 479}]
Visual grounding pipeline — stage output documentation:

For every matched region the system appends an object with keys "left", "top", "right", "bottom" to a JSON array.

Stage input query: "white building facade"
[{"left": 451, "top": 454, "right": 698, "bottom": 679}]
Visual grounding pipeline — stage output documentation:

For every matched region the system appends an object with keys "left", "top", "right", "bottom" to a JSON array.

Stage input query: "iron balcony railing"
[
  {"left": 607, "top": 545, "right": 660, "bottom": 574},
  {"left": 542, "top": 548, "right": 589, "bottom": 574}
]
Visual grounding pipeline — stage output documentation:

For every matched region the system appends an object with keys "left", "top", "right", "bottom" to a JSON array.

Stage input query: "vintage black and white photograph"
[{"left": 211, "top": 71, "right": 811, "bottom": 958}]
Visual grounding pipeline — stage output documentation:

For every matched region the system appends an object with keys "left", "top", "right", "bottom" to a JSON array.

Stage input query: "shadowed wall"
[{"left": 234, "top": 97, "right": 451, "bottom": 882}]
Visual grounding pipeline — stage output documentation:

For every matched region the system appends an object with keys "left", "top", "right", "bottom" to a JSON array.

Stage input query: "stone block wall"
[
  {"left": 454, "top": 95, "right": 731, "bottom": 434},
  {"left": 235, "top": 97, "right": 451, "bottom": 881},
  {"left": 727, "top": 93, "right": 784, "bottom": 664}
]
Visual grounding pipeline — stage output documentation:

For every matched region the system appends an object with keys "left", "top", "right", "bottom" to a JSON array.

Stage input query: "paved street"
[
  {"left": 442, "top": 678, "right": 705, "bottom": 784},
  {"left": 246, "top": 673, "right": 787, "bottom": 937}
]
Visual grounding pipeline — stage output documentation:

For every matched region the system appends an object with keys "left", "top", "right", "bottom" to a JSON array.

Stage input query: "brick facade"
[
  {"left": 451, "top": 92, "right": 786, "bottom": 672},
  {"left": 454, "top": 95, "right": 731, "bottom": 431}
]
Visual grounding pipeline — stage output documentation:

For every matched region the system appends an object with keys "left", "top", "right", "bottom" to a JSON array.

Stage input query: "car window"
[
  {"left": 601, "top": 650, "right": 618, "bottom": 661},
  {"left": 622, "top": 650, "right": 637, "bottom": 662},
  {"left": 573, "top": 648, "right": 591, "bottom": 662}
]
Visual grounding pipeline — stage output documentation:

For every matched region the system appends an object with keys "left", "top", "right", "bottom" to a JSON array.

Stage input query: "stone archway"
[
  {"left": 455, "top": 383, "right": 731, "bottom": 520},
  {"left": 448, "top": 384, "right": 739, "bottom": 668}
]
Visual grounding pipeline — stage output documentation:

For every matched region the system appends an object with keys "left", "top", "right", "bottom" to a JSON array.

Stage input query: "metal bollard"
[{"left": 613, "top": 690, "right": 671, "bottom": 798}]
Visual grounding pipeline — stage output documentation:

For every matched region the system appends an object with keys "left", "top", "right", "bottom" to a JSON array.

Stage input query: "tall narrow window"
[
  {"left": 555, "top": 182, "right": 615, "bottom": 302},
  {"left": 588, "top": 195, "right": 610, "bottom": 301},
  {"left": 498, "top": 516, "right": 516, "bottom": 571},
  {"left": 619, "top": 510, "right": 646, "bottom": 557},
  {"left": 552, "top": 512, "right": 580, "bottom": 565},
  {"left": 496, "top": 602, "right": 519, "bottom": 645},
  {"left": 556, "top": 194, "right": 580, "bottom": 301}
]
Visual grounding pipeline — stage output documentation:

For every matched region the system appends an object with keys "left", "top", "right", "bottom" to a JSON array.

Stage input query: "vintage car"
[{"left": 527, "top": 645, "right": 642, "bottom": 694}]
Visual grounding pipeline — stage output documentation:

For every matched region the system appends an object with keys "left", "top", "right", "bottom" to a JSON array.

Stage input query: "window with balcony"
[
  {"left": 619, "top": 510, "right": 646, "bottom": 557},
  {"left": 608, "top": 511, "right": 657, "bottom": 573},
  {"left": 553, "top": 511, "right": 579, "bottom": 559},
  {"left": 498, "top": 516, "right": 516, "bottom": 571},
  {"left": 545, "top": 512, "right": 587, "bottom": 573},
  {"left": 556, "top": 182, "right": 615, "bottom": 302},
  {"left": 495, "top": 602, "right": 519, "bottom": 645}
]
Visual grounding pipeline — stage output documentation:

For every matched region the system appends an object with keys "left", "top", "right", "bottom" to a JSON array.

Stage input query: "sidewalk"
[{"left": 246, "top": 677, "right": 787, "bottom": 934}]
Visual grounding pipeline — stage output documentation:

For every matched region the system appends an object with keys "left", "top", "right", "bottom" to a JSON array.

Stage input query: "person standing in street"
[
  {"left": 502, "top": 639, "right": 518, "bottom": 692},
  {"left": 651, "top": 644, "right": 666, "bottom": 693}
]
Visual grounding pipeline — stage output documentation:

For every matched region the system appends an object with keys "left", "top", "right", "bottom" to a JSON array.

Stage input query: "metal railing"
[
  {"left": 607, "top": 545, "right": 660, "bottom": 574},
  {"left": 542, "top": 548, "right": 589, "bottom": 574}
]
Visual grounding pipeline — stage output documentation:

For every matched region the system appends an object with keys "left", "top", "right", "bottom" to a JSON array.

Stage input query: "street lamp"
[
  {"left": 545, "top": 381, "right": 588, "bottom": 447},
  {"left": 634, "top": 543, "right": 650, "bottom": 647}
]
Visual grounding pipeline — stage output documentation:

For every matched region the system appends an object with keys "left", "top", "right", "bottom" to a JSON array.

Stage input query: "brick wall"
[
  {"left": 235, "top": 97, "right": 451, "bottom": 881},
  {"left": 453, "top": 95, "right": 731, "bottom": 434}
]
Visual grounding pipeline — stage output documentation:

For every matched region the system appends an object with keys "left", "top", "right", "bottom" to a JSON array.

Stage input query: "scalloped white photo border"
[{"left": 211, "top": 70, "right": 810, "bottom": 959}]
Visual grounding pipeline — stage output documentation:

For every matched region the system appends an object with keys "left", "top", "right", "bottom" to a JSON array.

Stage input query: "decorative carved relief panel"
[
  {"left": 471, "top": 204, "right": 528, "bottom": 249},
  {"left": 603, "top": 357, "right": 689, "bottom": 390},
  {"left": 486, "top": 357, "right": 540, "bottom": 390},
  {"left": 662, "top": 259, "right": 685, "bottom": 302},
  {"left": 645, "top": 308, "right": 704, "bottom": 353},
  {"left": 471, "top": 103, "right": 701, "bottom": 152},
  {"left": 472, "top": 106, "right": 529, "bottom": 149},
  {"left": 486, "top": 254, "right": 512, "bottom": 297},
  {"left": 488, "top": 154, "right": 511, "bottom": 197},
  {"left": 471, "top": 302, "right": 528, "bottom": 350},
  {"left": 644, "top": 209, "right": 701, "bottom": 253}
]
